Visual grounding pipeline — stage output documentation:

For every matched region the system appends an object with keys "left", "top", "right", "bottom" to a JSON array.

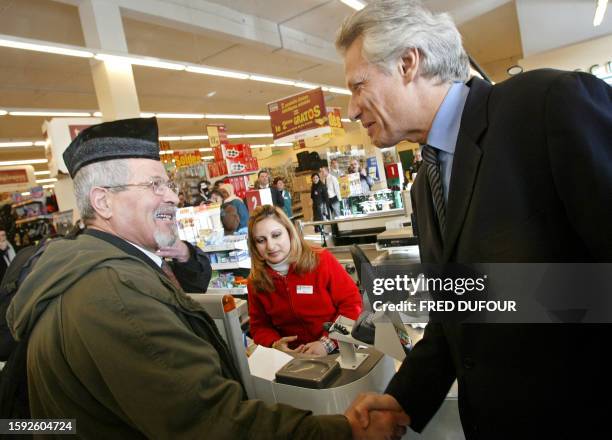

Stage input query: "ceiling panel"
[{"left": 204, "top": 0, "right": 330, "bottom": 24}]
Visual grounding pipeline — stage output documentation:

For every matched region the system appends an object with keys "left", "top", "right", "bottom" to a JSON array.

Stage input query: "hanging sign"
[
  {"left": 327, "top": 107, "right": 345, "bottom": 137},
  {"left": 268, "top": 88, "right": 331, "bottom": 143}
]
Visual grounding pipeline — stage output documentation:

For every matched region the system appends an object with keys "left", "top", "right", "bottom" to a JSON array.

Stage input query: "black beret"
[{"left": 63, "top": 117, "right": 160, "bottom": 178}]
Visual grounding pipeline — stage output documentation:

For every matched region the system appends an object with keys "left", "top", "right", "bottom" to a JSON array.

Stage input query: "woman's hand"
[
  {"left": 272, "top": 336, "right": 303, "bottom": 353},
  {"left": 295, "top": 341, "right": 328, "bottom": 357}
]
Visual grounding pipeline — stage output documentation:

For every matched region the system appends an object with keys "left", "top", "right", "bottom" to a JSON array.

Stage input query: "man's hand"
[
  {"left": 272, "top": 336, "right": 304, "bottom": 354},
  {"left": 347, "top": 410, "right": 408, "bottom": 440},
  {"left": 345, "top": 393, "right": 410, "bottom": 436},
  {"left": 295, "top": 341, "right": 327, "bottom": 356},
  {"left": 156, "top": 240, "right": 190, "bottom": 263}
]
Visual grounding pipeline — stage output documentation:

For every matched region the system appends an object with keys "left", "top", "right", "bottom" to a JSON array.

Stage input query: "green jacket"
[{"left": 7, "top": 231, "right": 351, "bottom": 439}]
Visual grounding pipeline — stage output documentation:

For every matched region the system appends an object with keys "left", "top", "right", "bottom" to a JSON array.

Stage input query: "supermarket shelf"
[
  {"left": 15, "top": 214, "right": 51, "bottom": 225},
  {"left": 211, "top": 258, "right": 252, "bottom": 270},
  {"left": 206, "top": 286, "right": 248, "bottom": 296},
  {"left": 11, "top": 199, "right": 43, "bottom": 209},
  {"left": 199, "top": 240, "right": 248, "bottom": 252}
]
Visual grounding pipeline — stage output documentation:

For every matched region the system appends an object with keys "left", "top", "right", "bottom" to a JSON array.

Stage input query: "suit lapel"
[{"left": 443, "top": 78, "right": 492, "bottom": 261}]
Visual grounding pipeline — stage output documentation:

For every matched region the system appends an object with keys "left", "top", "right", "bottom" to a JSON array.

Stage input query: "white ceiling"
[{"left": 0, "top": 0, "right": 610, "bottom": 172}]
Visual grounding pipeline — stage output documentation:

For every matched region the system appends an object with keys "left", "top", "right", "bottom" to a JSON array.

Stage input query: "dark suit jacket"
[{"left": 386, "top": 70, "right": 612, "bottom": 439}]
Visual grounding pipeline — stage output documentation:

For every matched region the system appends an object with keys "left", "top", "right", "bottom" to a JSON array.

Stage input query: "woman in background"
[
  {"left": 247, "top": 205, "right": 362, "bottom": 356},
  {"left": 273, "top": 177, "right": 292, "bottom": 219},
  {"left": 219, "top": 183, "right": 249, "bottom": 231},
  {"left": 310, "top": 173, "right": 328, "bottom": 232}
]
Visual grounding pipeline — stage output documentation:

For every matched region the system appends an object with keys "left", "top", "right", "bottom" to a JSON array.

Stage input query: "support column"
[{"left": 79, "top": 0, "right": 141, "bottom": 121}]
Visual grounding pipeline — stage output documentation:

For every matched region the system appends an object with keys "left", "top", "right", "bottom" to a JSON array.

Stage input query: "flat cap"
[{"left": 63, "top": 117, "right": 160, "bottom": 178}]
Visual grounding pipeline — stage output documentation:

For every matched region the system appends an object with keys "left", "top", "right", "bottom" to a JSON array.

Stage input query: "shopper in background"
[
  {"left": 219, "top": 183, "right": 249, "bottom": 232},
  {"left": 348, "top": 159, "right": 373, "bottom": 193},
  {"left": 336, "top": 0, "right": 612, "bottom": 438},
  {"left": 209, "top": 188, "right": 225, "bottom": 205},
  {"left": 310, "top": 172, "right": 329, "bottom": 232},
  {"left": 320, "top": 166, "right": 341, "bottom": 218},
  {"left": 177, "top": 192, "right": 191, "bottom": 208},
  {"left": 195, "top": 179, "right": 212, "bottom": 205},
  {"left": 247, "top": 205, "right": 362, "bottom": 357},
  {"left": 254, "top": 169, "right": 270, "bottom": 189},
  {"left": 0, "top": 229, "right": 16, "bottom": 282},
  {"left": 330, "top": 158, "right": 343, "bottom": 178},
  {"left": 272, "top": 177, "right": 292, "bottom": 219}
]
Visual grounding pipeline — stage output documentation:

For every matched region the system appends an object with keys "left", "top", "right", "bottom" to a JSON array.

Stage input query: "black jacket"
[{"left": 386, "top": 70, "right": 612, "bottom": 439}]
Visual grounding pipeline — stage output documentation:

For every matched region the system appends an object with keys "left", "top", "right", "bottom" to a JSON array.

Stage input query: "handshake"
[{"left": 344, "top": 393, "right": 411, "bottom": 440}]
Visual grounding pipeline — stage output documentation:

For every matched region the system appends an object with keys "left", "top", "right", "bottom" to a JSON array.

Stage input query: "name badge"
[{"left": 297, "top": 285, "right": 314, "bottom": 295}]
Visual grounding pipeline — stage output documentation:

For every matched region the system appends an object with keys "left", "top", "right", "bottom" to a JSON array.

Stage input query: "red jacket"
[{"left": 248, "top": 249, "right": 362, "bottom": 348}]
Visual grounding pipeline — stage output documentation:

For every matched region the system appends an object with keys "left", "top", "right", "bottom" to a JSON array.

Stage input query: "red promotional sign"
[
  {"left": 268, "top": 88, "right": 331, "bottom": 142},
  {"left": 0, "top": 169, "right": 29, "bottom": 185},
  {"left": 246, "top": 190, "right": 262, "bottom": 212}
]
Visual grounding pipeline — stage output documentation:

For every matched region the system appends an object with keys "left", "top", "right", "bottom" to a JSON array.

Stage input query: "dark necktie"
[
  {"left": 161, "top": 260, "right": 182, "bottom": 290},
  {"left": 422, "top": 145, "right": 447, "bottom": 240}
]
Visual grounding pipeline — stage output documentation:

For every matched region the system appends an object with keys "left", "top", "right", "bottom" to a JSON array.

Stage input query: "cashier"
[{"left": 247, "top": 205, "right": 362, "bottom": 356}]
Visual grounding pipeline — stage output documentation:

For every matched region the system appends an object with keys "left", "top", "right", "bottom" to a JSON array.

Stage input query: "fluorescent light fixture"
[
  {"left": 274, "top": 142, "right": 293, "bottom": 147},
  {"left": 227, "top": 133, "right": 273, "bottom": 139},
  {"left": 93, "top": 111, "right": 103, "bottom": 117},
  {"left": 9, "top": 111, "right": 92, "bottom": 117},
  {"left": 205, "top": 114, "right": 244, "bottom": 119},
  {"left": 294, "top": 82, "right": 319, "bottom": 89},
  {"left": 243, "top": 115, "right": 270, "bottom": 120},
  {"left": 158, "top": 136, "right": 182, "bottom": 141},
  {"left": 42, "top": 184, "right": 55, "bottom": 189},
  {"left": 0, "top": 141, "right": 34, "bottom": 148},
  {"left": 327, "top": 87, "right": 352, "bottom": 95},
  {"left": 249, "top": 75, "right": 296, "bottom": 86},
  {"left": 250, "top": 144, "right": 268, "bottom": 149},
  {"left": 21, "top": 192, "right": 31, "bottom": 196},
  {"left": 201, "top": 155, "right": 214, "bottom": 160},
  {"left": 341, "top": 118, "right": 352, "bottom": 123},
  {"left": 34, "top": 171, "right": 51, "bottom": 176},
  {"left": 0, "top": 35, "right": 94, "bottom": 58},
  {"left": 594, "top": 0, "right": 608, "bottom": 26},
  {"left": 181, "top": 135, "right": 208, "bottom": 141},
  {"left": 0, "top": 110, "right": 7, "bottom": 116},
  {"left": 199, "top": 148, "right": 213, "bottom": 152},
  {"left": 140, "top": 112, "right": 156, "bottom": 118},
  {"left": 34, "top": 141, "right": 47, "bottom": 146},
  {"left": 95, "top": 53, "right": 186, "bottom": 71},
  {"left": 185, "top": 65, "right": 249, "bottom": 79},
  {"left": 156, "top": 113, "right": 204, "bottom": 119},
  {"left": 36, "top": 178, "right": 58, "bottom": 184},
  {"left": 340, "top": 0, "right": 366, "bottom": 11},
  {"left": 159, "top": 150, "right": 174, "bottom": 155},
  {"left": 0, "top": 159, "right": 48, "bottom": 166}
]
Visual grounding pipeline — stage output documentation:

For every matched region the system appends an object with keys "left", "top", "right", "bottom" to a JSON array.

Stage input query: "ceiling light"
[
  {"left": 140, "top": 112, "right": 156, "bottom": 118},
  {"left": 158, "top": 136, "right": 182, "bottom": 141},
  {"left": 0, "top": 159, "right": 48, "bottom": 166},
  {"left": 36, "top": 178, "right": 58, "bottom": 184},
  {"left": 0, "top": 35, "right": 94, "bottom": 58},
  {"left": 21, "top": 192, "right": 31, "bottom": 196},
  {"left": 327, "top": 87, "right": 352, "bottom": 95},
  {"left": 34, "top": 171, "right": 51, "bottom": 176},
  {"left": 0, "top": 110, "right": 7, "bottom": 116},
  {"left": 206, "top": 91, "right": 217, "bottom": 97},
  {"left": 205, "top": 114, "right": 244, "bottom": 119},
  {"left": 95, "top": 53, "right": 186, "bottom": 71},
  {"left": 507, "top": 65, "right": 523, "bottom": 76},
  {"left": 0, "top": 141, "right": 34, "bottom": 148},
  {"left": 243, "top": 115, "right": 270, "bottom": 120},
  {"left": 594, "top": 0, "right": 608, "bottom": 26},
  {"left": 93, "top": 111, "right": 102, "bottom": 117},
  {"left": 42, "top": 184, "right": 55, "bottom": 189},
  {"left": 156, "top": 113, "right": 204, "bottom": 119},
  {"left": 250, "top": 144, "right": 268, "bottom": 149},
  {"left": 185, "top": 65, "right": 249, "bottom": 79},
  {"left": 9, "top": 111, "right": 92, "bottom": 117},
  {"left": 199, "top": 148, "right": 213, "bottom": 152},
  {"left": 249, "top": 75, "right": 296, "bottom": 86},
  {"left": 227, "top": 133, "right": 273, "bottom": 139},
  {"left": 201, "top": 155, "right": 214, "bottom": 160},
  {"left": 340, "top": 0, "right": 366, "bottom": 11},
  {"left": 159, "top": 150, "right": 174, "bottom": 155},
  {"left": 294, "top": 82, "right": 319, "bottom": 89},
  {"left": 33, "top": 141, "right": 46, "bottom": 146},
  {"left": 341, "top": 118, "right": 352, "bottom": 123}
]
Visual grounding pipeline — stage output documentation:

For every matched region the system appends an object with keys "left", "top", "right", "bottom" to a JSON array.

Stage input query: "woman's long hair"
[{"left": 248, "top": 205, "right": 319, "bottom": 292}]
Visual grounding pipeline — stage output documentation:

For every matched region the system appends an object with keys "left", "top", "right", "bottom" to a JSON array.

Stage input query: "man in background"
[
  {"left": 254, "top": 169, "right": 270, "bottom": 189},
  {"left": 320, "top": 166, "right": 341, "bottom": 218},
  {"left": 330, "top": 158, "right": 343, "bottom": 178}
]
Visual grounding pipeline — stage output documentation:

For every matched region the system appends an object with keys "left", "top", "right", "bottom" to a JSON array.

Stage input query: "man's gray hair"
[
  {"left": 73, "top": 159, "right": 131, "bottom": 221},
  {"left": 336, "top": 0, "right": 470, "bottom": 82}
]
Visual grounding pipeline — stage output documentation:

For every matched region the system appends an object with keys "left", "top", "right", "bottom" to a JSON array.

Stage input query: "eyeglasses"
[{"left": 102, "top": 179, "right": 179, "bottom": 196}]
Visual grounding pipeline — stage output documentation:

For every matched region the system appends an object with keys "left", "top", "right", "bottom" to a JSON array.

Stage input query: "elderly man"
[
  {"left": 7, "top": 118, "right": 405, "bottom": 439},
  {"left": 338, "top": 0, "right": 612, "bottom": 439}
]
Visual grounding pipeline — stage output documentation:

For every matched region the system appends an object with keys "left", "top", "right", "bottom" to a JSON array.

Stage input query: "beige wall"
[{"left": 519, "top": 33, "right": 612, "bottom": 73}]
